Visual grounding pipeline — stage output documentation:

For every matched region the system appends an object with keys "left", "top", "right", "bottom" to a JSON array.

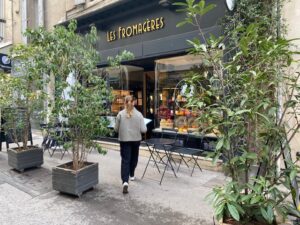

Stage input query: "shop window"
[
  {"left": 97, "top": 65, "right": 144, "bottom": 116},
  {"left": 155, "top": 55, "right": 204, "bottom": 133}
]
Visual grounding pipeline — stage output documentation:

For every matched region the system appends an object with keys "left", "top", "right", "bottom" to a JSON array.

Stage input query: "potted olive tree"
[
  {"left": 23, "top": 21, "right": 112, "bottom": 196},
  {"left": 175, "top": 0, "right": 300, "bottom": 224},
  {"left": 1, "top": 41, "right": 49, "bottom": 172},
  {"left": 0, "top": 72, "right": 14, "bottom": 151}
]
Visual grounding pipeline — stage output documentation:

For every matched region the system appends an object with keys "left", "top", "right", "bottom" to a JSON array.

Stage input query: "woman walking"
[{"left": 114, "top": 95, "right": 147, "bottom": 194}]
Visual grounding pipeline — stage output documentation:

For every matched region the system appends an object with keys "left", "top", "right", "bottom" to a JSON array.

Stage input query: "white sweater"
[{"left": 114, "top": 108, "right": 147, "bottom": 142}]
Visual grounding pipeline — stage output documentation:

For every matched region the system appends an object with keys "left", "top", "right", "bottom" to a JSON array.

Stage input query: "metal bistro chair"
[
  {"left": 171, "top": 131, "right": 204, "bottom": 176},
  {"left": 141, "top": 128, "right": 178, "bottom": 185},
  {"left": 155, "top": 128, "right": 178, "bottom": 165},
  {"left": 41, "top": 124, "right": 69, "bottom": 160}
]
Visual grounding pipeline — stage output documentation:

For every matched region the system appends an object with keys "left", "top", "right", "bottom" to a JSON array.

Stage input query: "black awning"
[{"left": 0, "top": 53, "right": 11, "bottom": 71}]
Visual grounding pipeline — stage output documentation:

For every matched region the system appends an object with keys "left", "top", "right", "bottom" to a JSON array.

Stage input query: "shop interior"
[
  {"left": 155, "top": 55, "right": 203, "bottom": 133},
  {"left": 99, "top": 54, "right": 204, "bottom": 136}
]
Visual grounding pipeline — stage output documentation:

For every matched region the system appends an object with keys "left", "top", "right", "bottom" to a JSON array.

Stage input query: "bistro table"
[{"left": 141, "top": 138, "right": 177, "bottom": 185}]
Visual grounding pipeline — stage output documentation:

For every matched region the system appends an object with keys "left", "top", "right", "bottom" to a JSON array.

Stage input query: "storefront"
[{"left": 76, "top": 0, "right": 226, "bottom": 139}]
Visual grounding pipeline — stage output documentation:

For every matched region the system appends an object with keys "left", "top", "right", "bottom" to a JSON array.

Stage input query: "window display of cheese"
[{"left": 160, "top": 119, "right": 174, "bottom": 128}]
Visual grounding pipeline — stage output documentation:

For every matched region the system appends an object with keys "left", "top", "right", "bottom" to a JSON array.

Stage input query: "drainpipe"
[
  {"left": 37, "top": 0, "right": 44, "bottom": 27},
  {"left": 276, "top": 0, "right": 282, "bottom": 176},
  {"left": 11, "top": 0, "right": 14, "bottom": 44},
  {"left": 21, "top": 0, "right": 27, "bottom": 44}
]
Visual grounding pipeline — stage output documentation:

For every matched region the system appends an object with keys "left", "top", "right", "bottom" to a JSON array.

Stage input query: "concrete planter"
[
  {"left": 7, "top": 146, "right": 43, "bottom": 172},
  {"left": 52, "top": 161, "right": 98, "bottom": 197}
]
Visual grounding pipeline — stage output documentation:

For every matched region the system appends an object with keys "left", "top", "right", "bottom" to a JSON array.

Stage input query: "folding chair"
[
  {"left": 155, "top": 128, "right": 178, "bottom": 165},
  {"left": 40, "top": 123, "right": 52, "bottom": 155},
  {"left": 171, "top": 131, "right": 204, "bottom": 176},
  {"left": 141, "top": 130, "right": 178, "bottom": 185},
  {"left": 42, "top": 125, "right": 69, "bottom": 160}
]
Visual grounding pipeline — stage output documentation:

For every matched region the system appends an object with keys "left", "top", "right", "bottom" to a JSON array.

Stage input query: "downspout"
[
  {"left": 21, "top": 0, "right": 27, "bottom": 44},
  {"left": 11, "top": 0, "right": 14, "bottom": 43},
  {"left": 276, "top": 0, "right": 282, "bottom": 177},
  {"left": 37, "top": 0, "right": 44, "bottom": 27}
]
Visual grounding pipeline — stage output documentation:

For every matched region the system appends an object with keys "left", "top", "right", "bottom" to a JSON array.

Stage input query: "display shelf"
[
  {"left": 157, "top": 88, "right": 199, "bottom": 132},
  {"left": 111, "top": 90, "right": 133, "bottom": 115}
]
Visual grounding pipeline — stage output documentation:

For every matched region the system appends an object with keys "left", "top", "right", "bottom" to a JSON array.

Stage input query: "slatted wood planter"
[
  {"left": 52, "top": 161, "right": 98, "bottom": 197},
  {"left": 7, "top": 146, "right": 43, "bottom": 172}
]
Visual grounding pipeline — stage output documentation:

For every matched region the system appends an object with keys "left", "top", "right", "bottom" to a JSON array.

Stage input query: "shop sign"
[{"left": 106, "top": 17, "right": 165, "bottom": 42}]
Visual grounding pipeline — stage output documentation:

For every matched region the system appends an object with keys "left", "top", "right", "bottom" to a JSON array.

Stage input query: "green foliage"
[
  {"left": 107, "top": 50, "right": 135, "bottom": 67},
  {"left": 207, "top": 179, "right": 300, "bottom": 224},
  {"left": 20, "top": 20, "right": 112, "bottom": 170},
  {"left": 177, "top": 0, "right": 300, "bottom": 224},
  {"left": 1, "top": 37, "right": 49, "bottom": 151},
  {"left": 0, "top": 72, "right": 14, "bottom": 108},
  {"left": 174, "top": 0, "right": 216, "bottom": 28}
]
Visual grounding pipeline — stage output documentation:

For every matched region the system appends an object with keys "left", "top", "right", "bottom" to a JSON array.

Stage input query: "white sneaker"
[
  {"left": 122, "top": 182, "right": 128, "bottom": 194},
  {"left": 130, "top": 176, "right": 135, "bottom": 181}
]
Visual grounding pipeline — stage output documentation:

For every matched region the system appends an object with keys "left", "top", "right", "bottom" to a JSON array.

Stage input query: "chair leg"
[
  {"left": 151, "top": 149, "right": 162, "bottom": 174},
  {"left": 159, "top": 162, "right": 168, "bottom": 185},
  {"left": 164, "top": 149, "right": 177, "bottom": 178},
  {"left": 169, "top": 154, "right": 177, "bottom": 167},
  {"left": 177, "top": 159, "right": 182, "bottom": 172},
  {"left": 142, "top": 145, "right": 161, "bottom": 179},
  {"left": 191, "top": 155, "right": 202, "bottom": 176},
  {"left": 50, "top": 145, "right": 57, "bottom": 157},
  {"left": 142, "top": 152, "right": 153, "bottom": 179},
  {"left": 181, "top": 154, "right": 190, "bottom": 168},
  {"left": 61, "top": 148, "right": 70, "bottom": 159},
  {"left": 61, "top": 148, "right": 66, "bottom": 160},
  {"left": 176, "top": 153, "right": 189, "bottom": 172}
]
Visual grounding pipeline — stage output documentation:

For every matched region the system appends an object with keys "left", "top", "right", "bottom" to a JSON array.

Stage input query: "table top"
[
  {"left": 144, "top": 138, "right": 175, "bottom": 146},
  {"left": 152, "top": 128, "right": 217, "bottom": 139}
]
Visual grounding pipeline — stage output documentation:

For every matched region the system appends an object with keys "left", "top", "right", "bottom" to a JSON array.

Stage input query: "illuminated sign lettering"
[{"left": 106, "top": 17, "right": 165, "bottom": 42}]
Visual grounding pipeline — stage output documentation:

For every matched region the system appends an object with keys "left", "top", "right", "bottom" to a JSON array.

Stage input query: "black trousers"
[{"left": 120, "top": 141, "right": 140, "bottom": 183}]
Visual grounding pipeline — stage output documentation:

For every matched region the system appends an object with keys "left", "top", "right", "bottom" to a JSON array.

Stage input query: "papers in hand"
[
  {"left": 144, "top": 118, "right": 152, "bottom": 125},
  {"left": 106, "top": 116, "right": 116, "bottom": 128},
  {"left": 106, "top": 116, "right": 151, "bottom": 128}
]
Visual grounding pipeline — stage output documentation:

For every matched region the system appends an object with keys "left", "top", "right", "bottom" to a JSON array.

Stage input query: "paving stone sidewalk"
[{"left": 0, "top": 131, "right": 227, "bottom": 225}]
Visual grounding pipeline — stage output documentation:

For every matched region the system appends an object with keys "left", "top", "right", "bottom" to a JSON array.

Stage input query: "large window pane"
[{"left": 155, "top": 55, "right": 203, "bottom": 132}]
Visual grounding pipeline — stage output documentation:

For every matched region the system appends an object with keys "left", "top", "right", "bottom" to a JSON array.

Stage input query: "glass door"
[{"left": 98, "top": 65, "right": 144, "bottom": 116}]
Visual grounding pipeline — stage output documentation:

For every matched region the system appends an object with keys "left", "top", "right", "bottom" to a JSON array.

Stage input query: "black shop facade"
[{"left": 75, "top": 0, "right": 226, "bottom": 141}]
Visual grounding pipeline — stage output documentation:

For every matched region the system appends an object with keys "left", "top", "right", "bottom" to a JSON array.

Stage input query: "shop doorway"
[{"left": 98, "top": 66, "right": 155, "bottom": 118}]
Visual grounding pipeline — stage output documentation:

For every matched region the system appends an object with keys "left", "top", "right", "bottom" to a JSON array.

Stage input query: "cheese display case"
[{"left": 155, "top": 55, "right": 203, "bottom": 133}]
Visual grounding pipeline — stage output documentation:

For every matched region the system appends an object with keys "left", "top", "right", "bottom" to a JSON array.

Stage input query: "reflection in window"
[
  {"left": 155, "top": 55, "right": 203, "bottom": 132},
  {"left": 97, "top": 65, "right": 144, "bottom": 116}
]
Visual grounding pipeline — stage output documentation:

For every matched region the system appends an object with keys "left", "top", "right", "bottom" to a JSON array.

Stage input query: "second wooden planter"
[{"left": 52, "top": 161, "right": 99, "bottom": 197}]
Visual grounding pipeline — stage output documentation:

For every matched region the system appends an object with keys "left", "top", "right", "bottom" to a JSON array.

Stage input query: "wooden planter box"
[
  {"left": 7, "top": 146, "right": 43, "bottom": 172},
  {"left": 52, "top": 161, "right": 98, "bottom": 197}
]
